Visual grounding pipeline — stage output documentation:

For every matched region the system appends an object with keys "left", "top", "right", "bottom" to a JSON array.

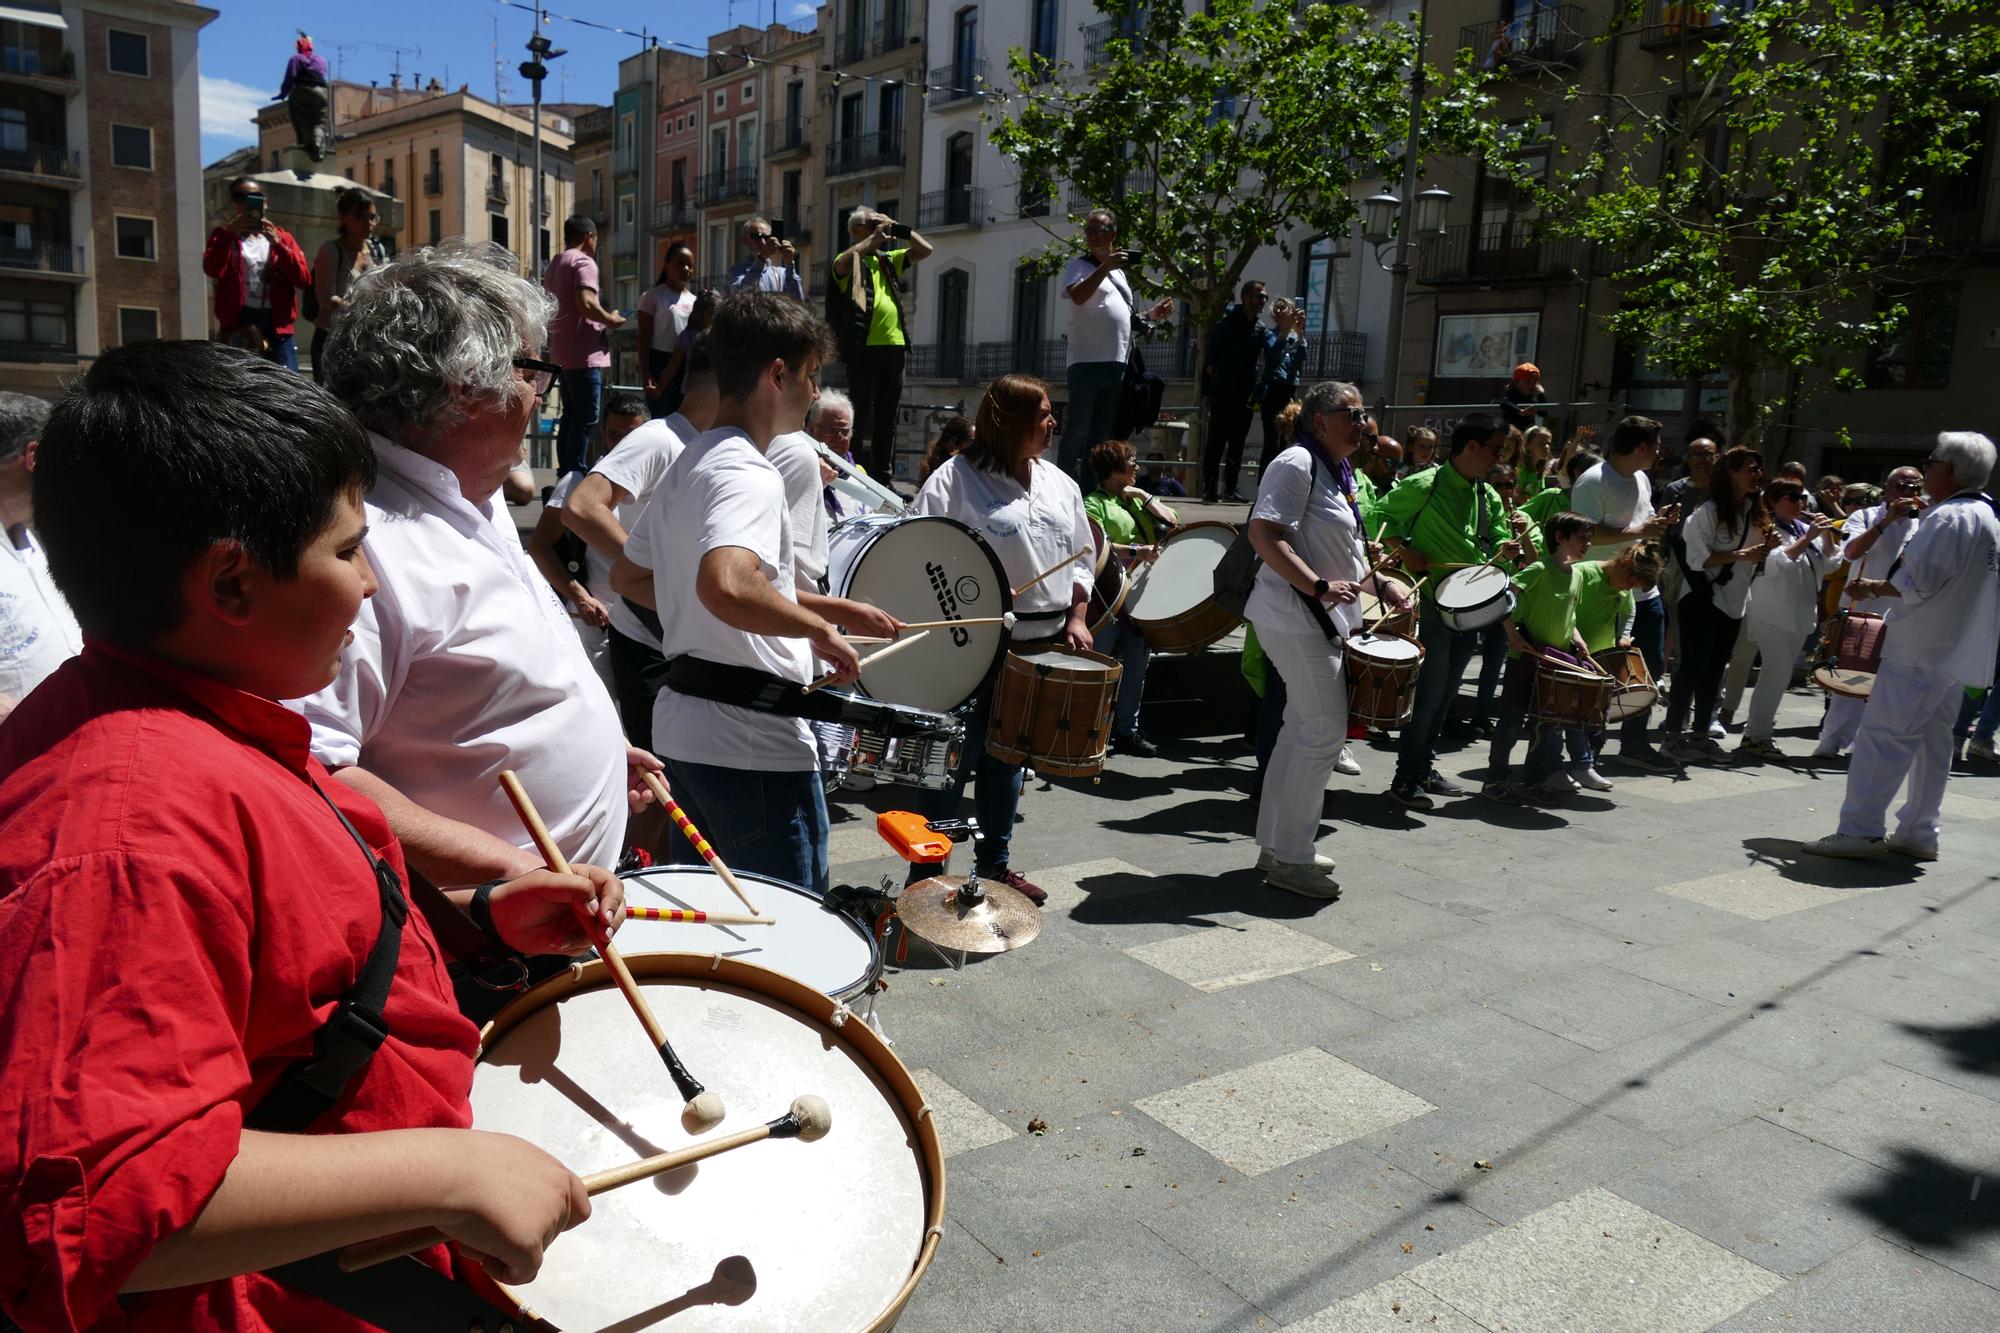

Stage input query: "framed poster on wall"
[{"left": 1435, "top": 312, "right": 1540, "bottom": 380}]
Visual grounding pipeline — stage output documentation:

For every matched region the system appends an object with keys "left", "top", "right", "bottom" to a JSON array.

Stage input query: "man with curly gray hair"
[
  {"left": 304, "top": 240, "right": 658, "bottom": 885},
  {"left": 0, "top": 391, "right": 80, "bottom": 722}
]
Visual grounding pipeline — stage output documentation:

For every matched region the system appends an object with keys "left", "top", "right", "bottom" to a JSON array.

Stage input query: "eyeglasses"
[
  {"left": 1921, "top": 454, "right": 1945, "bottom": 469},
  {"left": 513, "top": 356, "right": 561, "bottom": 395},
  {"left": 1083, "top": 225, "right": 1113, "bottom": 236}
]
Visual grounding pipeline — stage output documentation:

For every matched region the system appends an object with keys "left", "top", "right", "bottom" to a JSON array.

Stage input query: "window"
[
  {"left": 1868, "top": 284, "right": 1961, "bottom": 390},
  {"left": 113, "top": 214, "right": 155, "bottom": 260},
  {"left": 618, "top": 194, "right": 636, "bottom": 229},
  {"left": 1614, "top": 339, "right": 1727, "bottom": 418},
  {"left": 936, "top": 268, "right": 970, "bottom": 378},
  {"left": 1030, "top": 0, "right": 1060, "bottom": 63},
  {"left": 590, "top": 168, "right": 603, "bottom": 210},
  {"left": 117, "top": 307, "right": 159, "bottom": 345},
  {"left": 0, "top": 297, "right": 72, "bottom": 348},
  {"left": 709, "top": 127, "right": 728, "bottom": 175},
  {"left": 1018, "top": 172, "right": 1051, "bottom": 217},
  {"left": 953, "top": 7, "right": 979, "bottom": 82},
  {"left": 490, "top": 212, "right": 510, "bottom": 250},
  {"left": 0, "top": 106, "right": 24, "bottom": 153},
  {"left": 781, "top": 169, "right": 802, "bottom": 229},
  {"left": 427, "top": 208, "right": 442, "bottom": 246},
  {"left": 714, "top": 90, "right": 727, "bottom": 111},
  {"left": 382, "top": 162, "right": 395, "bottom": 196},
  {"left": 741, "top": 80, "right": 755, "bottom": 102},
  {"left": 490, "top": 151, "right": 504, "bottom": 180},
  {"left": 109, "top": 124, "right": 152, "bottom": 169},
  {"left": 538, "top": 227, "right": 550, "bottom": 266},
  {"left": 1012, "top": 263, "right": 1047, "bottom": 360},
  {"left": 106, "top": 28, "right": 148, "bottom": 77},
  {"left": 879, "top": 84, "right": 904, "bottom": 147},
  {"left": 671, "top": 159, "right": 687, "bottom": 208}
]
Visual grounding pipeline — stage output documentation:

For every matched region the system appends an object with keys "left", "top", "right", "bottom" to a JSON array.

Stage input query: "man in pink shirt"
[{"left": 542, "top": 216, "right": 625, "bottom": 476}]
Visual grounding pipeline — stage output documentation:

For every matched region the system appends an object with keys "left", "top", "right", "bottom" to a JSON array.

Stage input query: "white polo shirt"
[
  {"left": 1840, "top": 502, "right": 1919, "bottom": 614},
  {"left": 583, "top": 413, "right": 692, "bottom": 649},
  {"left": 767, "top": 430, "right": 831, "bottom": 588},
  {"left": 629, "top": 427, "right": 817, "bottom": 771},
  {"left": 0, "top": 528, "right": 83, "bottom": 703},
  {"left": 300, "top": 435, "right": 629, "bottom": 868},
  {"left": 913, "top": 453, "right": 1094, "bottom": 628},
  {"left": 1883, "top": 492, "right": 2000, "bottom": 687},
  {"left": 1569, "top": 459, "right": 1661, "bottom": 603}
]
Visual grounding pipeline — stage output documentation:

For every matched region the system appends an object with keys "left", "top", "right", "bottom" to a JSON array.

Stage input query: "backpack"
[
  {"left": 1112, "top": 345, "right": 1165, "bottom": 438},
  {"left": 1212, "top": 451, "right": 1342, "bottom": 640}
]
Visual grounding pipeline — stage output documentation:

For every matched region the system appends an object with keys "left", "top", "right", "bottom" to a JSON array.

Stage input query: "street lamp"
[
  {"left": 1361, "top": 185, "right": 1451, "bottom": 252},
  {"left": 521, "top": 24, "right": 566, "bottom": 268}
]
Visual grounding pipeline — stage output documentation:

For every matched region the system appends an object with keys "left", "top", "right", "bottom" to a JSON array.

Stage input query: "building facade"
[
  {"left": 695, "top": 26, "right": 766, "bottom": 293},
  {"left": 822, "top": 0, "right": 924, "bottom": 294},
  {"left": 1, "top": 0, "right": 217, "bottom": 396},
  {"left": 605, "top": 47, "right": 702, "bottom": 386},
  {"left": 760, "top": 17, "right": 824, "bottom": 288}
]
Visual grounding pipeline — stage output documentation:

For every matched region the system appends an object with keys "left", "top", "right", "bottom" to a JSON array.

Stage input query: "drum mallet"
[
  {"left": 640, "top": 770, "right": 762, "bottom": 917},
  {"left": 1012, "top": 548, "right": 1093, "bottom": 599},
  {"left": 498, "top": 771, "right": 725, "bottom": 1134},
  {"left": 895, "top": 612, "right": 1016, "bottom": 632},
  {"left": 802, "top": 629, "right": 930, "bottom": 694},
  {"left": 339, "top": 1096, "right": 835, "bottom": 1271}
]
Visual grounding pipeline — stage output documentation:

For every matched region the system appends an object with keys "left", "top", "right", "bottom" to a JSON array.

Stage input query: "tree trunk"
[{"left": 1726, "top": 363, "right": 1763, "bottom": 454}]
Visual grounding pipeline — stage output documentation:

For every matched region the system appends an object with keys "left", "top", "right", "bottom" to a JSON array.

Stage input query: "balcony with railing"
[
  {"left": 976, "top": 339, "right": 1069, "bottom": 381},
  {"left": 423, "top": 166, "right": 444, "bottom": 195},
  {"left": 1416, "top": 221, "right": 1590, "bottom": 284},
  {"left": 1461, "top": 4, "right": 1590, "bottom": 73},
  {"left": 1085, "top": 15, "right": 1144, "bottom": 66},
  {"left": 767, "top": 119, "right": 810, "bottom": 159},
  {"left": 0, "top": 140, "right": 81, "bottom": 185},
  {"left": 871, "top": 13, "right": 914, "bottom": 57},
  {"left": 928, "top": 59, "right": 984, "bottom": 107},
  {"left": 695, "top": 164, "right": 759, "bottom": 207},
  {"left": 917, "top": 186, "right": 986, "bottom": 231},
  {"left": 906, "top": 342, "right": 976, "bottom": 383},
  {"left": 0, "top": 22, "right": 77, "bottom": 94},
  {"left": 826, "top": 130, "right": 904, "bottom": 178},
  {"left": 1300, "top": 330, "right": 1368, "bottom": 382},
  {"left": 486, "top": 174, "right": 509, "bottom": 205},
  {"left": 1639, "top": 0, "right": 1754, "bottom": 51},
  {"left": 834, "top": 22, "right": 867, "bottom": 63},
  {"left": 0, "top": 241, "right": 86, "bottom": 280},
  {"left": 651, "top": 198, "right": 695, "bottom": 232},
  {"left": 776, "top": 203, "right": 815, "bottom": 247}
]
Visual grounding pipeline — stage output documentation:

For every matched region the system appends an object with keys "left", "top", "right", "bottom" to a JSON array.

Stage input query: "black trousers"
[
  {"left": 607, "top": 624, "right": 669, "bottom": 750},
  {"left": 1663, "top": 588, "right": 1743, "bottom": 737},
  {"left": 1259, "top": 383, "right": 1297, "bottom": 460},
  {"left": 1203, "top": 391, "right": 1257, "bottom": 496},
  {"left": 850, "top": 343, "right": 907, "bottom": 480}
]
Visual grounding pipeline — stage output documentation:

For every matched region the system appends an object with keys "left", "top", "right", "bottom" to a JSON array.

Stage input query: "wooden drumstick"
[
  {"left": 893, "top": 614, "right": 1016, "bottom": 632},
  {"left": 497, "top": 771, "right": 724, "bottom": 1134},
  {"left": 639, "top": 770, "right": 761, "bottom": 917},
  {"left": 338, "top": 1097, "right": 834, "bottom": 1272},
  {"left": 1012, "top": 547, "right": 1093, "bottom": 598},
  {"left": 802, "top": 629, "right": 930, "bottom": 694},
  {"left": 626, "top": 906, "right": 774, "bottom": 925}
]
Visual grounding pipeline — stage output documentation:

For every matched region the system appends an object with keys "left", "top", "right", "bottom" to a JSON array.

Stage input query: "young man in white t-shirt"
[
  {"left": 1567, "top": 414, "right": 1679, "bottom": 773},
  {"left": 1057, "top": 207, "right": 1175, "bottom": 482},
  {"left": 610, "top": 293, "right": 891, "bottom": 893}
]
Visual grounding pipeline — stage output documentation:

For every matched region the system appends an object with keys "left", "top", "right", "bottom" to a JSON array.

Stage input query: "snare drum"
[
  {"left": 1125, "top": 520, "right": 1242, "bottom": 653},
  {"left": 620, "top": 865, "right": 882, "bottom": 1003},
  {"left": 467, "top": 955, "right": 943, "bottom": 1331},
  {"left": 1433, "top": 564, "right": 1516, "bottom": 632},
  {"left": 985, "top": 645, "right": 1122, "bottom": 777},
  {"left": 1530, "top": 660, "right": 1615, "bottom": 727},
  {"left": 1345, "top": 632, "right": 1426, "bottom": 730},
  {"left": 1593, "top": 645, "right": 1659, "bottom": 721},
  {"left": 827, "top": 514, "right": 1012, "bottom": 711},
  {"left": 1086, "top": 517, "right": 1130, "bottom": 635},
  {"left": 817, "top": 696, "right": 966, "bottom": 793},
  {"left": 1813, "top": 610, "right": 1885, "bottom": 699},
  {"left": 1359, "top": 572, "right": 1417, "bottom": 633}
]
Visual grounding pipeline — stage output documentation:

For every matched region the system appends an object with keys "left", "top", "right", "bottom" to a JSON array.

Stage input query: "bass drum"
[
  {"left": 618, "top": 865, "right": 882, "bottom": 1003},
  {"left": 826, "top": 515, "right": 1013, "bottom": 712},
  {"left": 1086, "top": 517, "right": 1130, "bottom": 636}
]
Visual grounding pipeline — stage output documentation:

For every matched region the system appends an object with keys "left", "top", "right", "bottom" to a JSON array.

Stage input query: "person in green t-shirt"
[
  {"left": 1083, "top": 439, "right": 1179, "bottom": 754},
  {"left": 1485, "top": 511, "right": 1596, "bottom": 804},
  {"left": 832, "top": 208, "right": 933, "bottom": 482}
]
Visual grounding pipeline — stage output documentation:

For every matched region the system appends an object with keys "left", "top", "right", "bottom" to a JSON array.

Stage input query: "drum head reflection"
[
  {"left": 828, "top": 517, "right": 1008, "bottom": 712},
  {"left": 1125, "top": 523, "right": 1235, "bottom": 621}
]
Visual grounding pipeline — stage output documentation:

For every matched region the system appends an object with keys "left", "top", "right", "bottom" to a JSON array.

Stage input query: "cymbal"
[{"left": 895, "top": 875, "right": 1042, "bottom": 954}]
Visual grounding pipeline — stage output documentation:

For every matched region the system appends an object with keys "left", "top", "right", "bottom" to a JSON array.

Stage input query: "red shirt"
[
  {"left": 200, "top": 226, "right": 310, "bottom": 335},
  {"left": 0, "top": 643, "right": 479, "bottom": 1331}
]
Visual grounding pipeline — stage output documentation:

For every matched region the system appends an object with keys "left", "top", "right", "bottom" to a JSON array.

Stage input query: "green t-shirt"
[
  {"left": 1510, "top": 555, "right": 1582, "bottom": 653},
  {"left": 1375, "top": 463, "right": 1514, "bottom": 593},
  {"left": 1084, "top": 489, "right": 1155, "bottom": 546},
  {"left": 1352, "top": 470, "right": 1390, "bottom": 539},
  {"left": 1518, "top": 485, "right": 1569, "bottom": 530},
  {"left": 835, "top": 247, "right": 909, "bottom": 347},
  {"left": 1573, "top": 559, "right": 1634, "bottom": 654}
]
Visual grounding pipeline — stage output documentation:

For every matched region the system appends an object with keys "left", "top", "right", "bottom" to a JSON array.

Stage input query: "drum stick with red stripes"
[
  {"left": 339, "top": 1096, "right": 833, "bottom": 1271},
  {"left": 640, "top": 770, "right": 762, "bottom": 917},
  {"left": 498, "top": 771, "right": 725, "bottom": 1134},
  {"left": 627, "top": 905, "right": 772, "bottom": 925}
]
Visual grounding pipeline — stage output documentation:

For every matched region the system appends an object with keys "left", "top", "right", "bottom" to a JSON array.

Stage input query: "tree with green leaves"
[
  {"left": 989, "top": 0, "right": 1491, "bottom": 401},
  {"left": 1538, "top": 0, "right": 2000, "bottom": 448}
]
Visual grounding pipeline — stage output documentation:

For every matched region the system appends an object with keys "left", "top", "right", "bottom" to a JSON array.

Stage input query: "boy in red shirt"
[{"left": 0, "top": 341, "right": 627, "bottom": 1330}]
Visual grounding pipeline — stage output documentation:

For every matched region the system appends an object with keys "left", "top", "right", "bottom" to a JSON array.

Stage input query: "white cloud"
[
  {"left": 789, "top": 2, "right": 814, "bottom": 15},
  {"left": 201, "top": 75, "right": 268, "bottom": 144}
]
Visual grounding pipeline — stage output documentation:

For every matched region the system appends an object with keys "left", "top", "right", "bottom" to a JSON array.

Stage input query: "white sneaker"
[
  {"left": 1708, "top": 718, "right": 1728, "bottom": 739},
  {"left": 1802, "top": 832, "right": 1887, "bottom": 858},
  {"left": 1970, "top": 737, "right": 1998, "bottom": 763},
  {"left": 1575, "top": 766, "right": 1615, "bottom": 792},
  {"left": 1334, "top": 748, "right": 1362, "bottom": 777},
  {"left": 1264, "top": 859, "right": 1341, "bottom": 899},
  {"left": 1258, "top": 847, "right": 1336, "bottom": 872},
  {"left": 1886, "top": 835, "right": 1939, "bottom": 862},
  {"left": 1812, "top": 739, "right": 1843, "bottom": 759},
  {"left": 1560, "top": 771, "right": 1584, "bottom": 793}
]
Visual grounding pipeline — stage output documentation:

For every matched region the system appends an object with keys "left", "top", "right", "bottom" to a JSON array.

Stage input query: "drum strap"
[
  {"left": 665, "top": 654, "right": 960, "bottom": 738},
  {"left": 262, "top": 1251, "right": 520, "bottom": 1332}
]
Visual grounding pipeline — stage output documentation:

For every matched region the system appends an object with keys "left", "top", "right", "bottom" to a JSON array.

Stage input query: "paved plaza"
[{"left": 838, "top": 678, "right": 2000, "bottom": 1331}]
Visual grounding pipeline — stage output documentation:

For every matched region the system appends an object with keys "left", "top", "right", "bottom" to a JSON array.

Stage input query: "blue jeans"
[
  {"left": 1393, "top": 599, "right": 1482, "bottom": 789},
  {"left": 660, "top": 758, "right": 829, "bottom": 894},
  {"left": 243, "top": 308, "right": 298, "bottom": 372},
  {"left": 1617, "top": 595, "right": 1668, "bottom": 751},
  {"left": 556, "top": 367, "right": 602, "bottom": 476},
  {"left": 1093, "top": 620, "right": 1151, "bottom": 736},
  {"left": 1461, "top": 621, "right": 1507, "bottom": 722},
  {"left": 1059, "top": 361, "right": 1127, "bottom": 484},
  {"left": 1488, "top": 654, "right": 1565, "bottom": 785},
  {"left": 917, "top": 680, "right": 1023, "bottom": 872}
]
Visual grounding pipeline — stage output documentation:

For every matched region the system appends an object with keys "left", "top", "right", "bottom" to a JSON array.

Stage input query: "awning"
[{"left": 0, "top": 6, "right": 67, "bottom": 30}]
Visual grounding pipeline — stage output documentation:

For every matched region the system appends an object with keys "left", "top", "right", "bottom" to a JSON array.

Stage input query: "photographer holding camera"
[
  {"left": 728, "top": 215, "right": 806, "bottom": 301},
  {"left": 832, "top": 208, "right": 933, "bottom": 481},
  {"left": 202, "top": 177, "right": 311, "bottom": 371},
  {"left": 1057, "top": 208, "right": 1178, "bottom": 483}
]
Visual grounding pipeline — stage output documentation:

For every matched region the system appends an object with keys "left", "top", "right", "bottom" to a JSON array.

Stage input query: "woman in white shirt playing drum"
[
  {"left": 911, "top": 373, "right": 1095, "bottom": 905},
  {"left": 1245, "top": 380, "right": 1376, "bottom": 899},
  {"left": 1736, "top": 479, "right": 1837, "bottom": 761}
]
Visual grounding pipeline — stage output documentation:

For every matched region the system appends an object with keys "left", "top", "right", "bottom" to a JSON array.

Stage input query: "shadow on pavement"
[
  {"left": 1743, "top": 836, "right": 1928, "bottom": 888},
  {"left": 1843, "top": 1146, "right": 2000, "bottom": 1252},
  {"left": 1065, "top": 866, "right": 1316, "bottom": 929},
  {"left": 1898, "top": 1013, "right": 2000, "bottom": 1078}
]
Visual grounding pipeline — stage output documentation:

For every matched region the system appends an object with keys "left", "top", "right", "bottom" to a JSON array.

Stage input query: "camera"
[
  {"left": 883, "top": 222, "right": 914, "bottom": 239},
  {"left": 768, "top": 220, "right": 787, "bottom": 243}
]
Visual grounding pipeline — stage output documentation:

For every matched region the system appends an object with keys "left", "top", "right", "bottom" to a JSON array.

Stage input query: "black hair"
[
  {"left": 1565, "top": 449, "right": 1602, "bottom": 483},
  {"left": 563, "top": 215, "right": 596, "bottom": 246},
  {"left": 335, "top": 186, "right": 373, "bottom": 218},
  {"left": 654, "top": 240, "right": 693, "bottom": 286},
  {"left": 604, "top": 392, "right": 649, "bottom": 419},
  {"left": 1609, "top": 414, "right": 1662, "bottom": 457},
  {"left": 230, "top": 176, "right": 261, "bottom": 197},
  {"left": 685, "top": 330, "right": 714, "bottom": 383},
  {"left": 1449, "top": 412, "right": 1502, "bottom": 457},
  {"left": 1544, "top": 510, "right": 1594, "bottom": 545},
  {"left": 34, "top": 342, "right": 376, "bottom": 646},
  {"left": 707, "top": 292, "right": 835, "bottom": 400}
]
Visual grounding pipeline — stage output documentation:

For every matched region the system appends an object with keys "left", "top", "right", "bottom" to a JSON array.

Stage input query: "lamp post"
[
  {"left": 521, "top": 17, "right": 565, "bottom": 270},
  {"left": 1369, "top": 0, "right": 1450, "bottom": 414}
]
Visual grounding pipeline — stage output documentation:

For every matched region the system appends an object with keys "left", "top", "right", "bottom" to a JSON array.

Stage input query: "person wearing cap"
[{"left": 1499, "top": 362, "right": 1549, "bottom": 434}]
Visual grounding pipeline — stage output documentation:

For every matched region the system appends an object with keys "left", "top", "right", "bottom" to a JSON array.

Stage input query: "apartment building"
[
  {"left": 695, "top": 26, "right": 765, "bottom": 292},
  {"left": 655, "top": 91, "right": 698, "bottom": 266},
  {"left": 1, "top": 0, "right": 217, "bottom": 396},
  {"left": 254, "top": 83, "right": 577, "bottom": 274},
  {"left": 573, "top": 103, "right": 611, "bottom": 236},
  {"left": 823, "top": 0, "right": 923, "bottom": 283},
  {"left": 760, "top": 17, "right": 824, "bottom": 283},
  {"left": 604, "top": 47, "right": 702, "bottom": 385},
  {"left": 1412, "top": 0, "right": 1998, "bottom": 470}
]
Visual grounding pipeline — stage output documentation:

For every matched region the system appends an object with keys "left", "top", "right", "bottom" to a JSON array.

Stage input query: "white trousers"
[
  {"left": 1253, "top": 622, "right": 1347, "bottom": 865},
  {"left": 1742, "top": 620, "right": 1805, "bottom": 742},
  {"left": 1838, "top": 659, "right": 1964, "bottom": 847},
  {"left": 1819, "top": 691, "right": 1866, "bottom": 752}
]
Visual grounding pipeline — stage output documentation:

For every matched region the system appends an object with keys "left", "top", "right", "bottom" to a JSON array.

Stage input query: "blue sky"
[{"left": 199, "top": 0, "right": 809, "bottom": 165}]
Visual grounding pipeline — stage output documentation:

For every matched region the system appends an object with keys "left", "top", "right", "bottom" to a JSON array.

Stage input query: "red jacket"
[{"left": 202, "top": 225, "right": 311, "bottom": 335}]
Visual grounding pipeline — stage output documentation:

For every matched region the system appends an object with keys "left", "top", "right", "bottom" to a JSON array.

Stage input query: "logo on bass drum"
[{"left": 926, "top": 561, "right": 970, "bottom": 645}]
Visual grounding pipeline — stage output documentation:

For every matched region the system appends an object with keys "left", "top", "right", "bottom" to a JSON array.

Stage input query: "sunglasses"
[{"left": 513, "top": 356, "right": 561, "bottom": 395}]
